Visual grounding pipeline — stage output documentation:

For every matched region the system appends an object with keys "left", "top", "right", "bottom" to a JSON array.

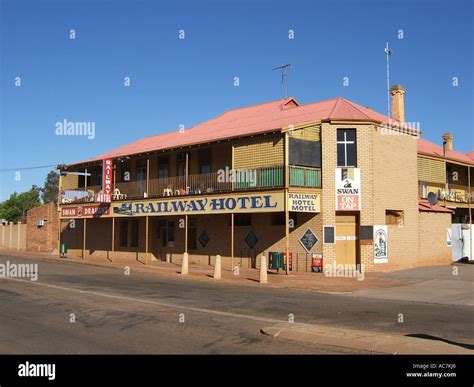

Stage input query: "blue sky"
[{"left": 1, "top": 0, "right": 473, "bottom": 201}]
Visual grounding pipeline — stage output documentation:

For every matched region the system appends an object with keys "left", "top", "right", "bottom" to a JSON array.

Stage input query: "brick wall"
[
  {"left": 418, "top": 211, "right": 452, "bottom": 266},
  {"left": 26, "top": 202, "right": 59, "bottom": 252}
]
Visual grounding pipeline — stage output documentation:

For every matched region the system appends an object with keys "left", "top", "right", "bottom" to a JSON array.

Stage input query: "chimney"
[
  {"left": 442, "top": 132, "right": 453, "bottom": 155},
  {"left": 389, "top": 84, "right": 406, "bottom": 122}
]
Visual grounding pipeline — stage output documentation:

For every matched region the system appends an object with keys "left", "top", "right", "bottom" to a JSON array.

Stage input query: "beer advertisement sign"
[{"left": 335, "top": 168, "right": 361, "bottom": 211}]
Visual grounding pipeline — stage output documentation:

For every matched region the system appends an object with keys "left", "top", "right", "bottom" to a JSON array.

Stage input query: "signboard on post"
[
  {"left": 287, "top": 193, "right": 320, "bottom": 213},
  {"left": 336, "top": 168, "right": 361, "bottom": 211},
  {"left": 97, "top": 159, "right": 113, "bottom": 203}
]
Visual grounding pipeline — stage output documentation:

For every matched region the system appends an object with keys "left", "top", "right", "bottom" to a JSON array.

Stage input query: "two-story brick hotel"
[{"left": 58, "top": 85, "right": 473, "bottom": 273}]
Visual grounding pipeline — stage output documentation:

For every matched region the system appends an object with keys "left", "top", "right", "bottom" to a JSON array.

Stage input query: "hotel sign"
[
  {"left": 97, "top": 159, "right": 113, "bottom": 203},
  {"left": 111, "top": 192, "right": 284, "bottom": 216},
  {"left": 336, "top": 168, "right": 361, "bottom": 211},
  {"left": 288, "top": 193, "right": 320, "bottom": 213}
]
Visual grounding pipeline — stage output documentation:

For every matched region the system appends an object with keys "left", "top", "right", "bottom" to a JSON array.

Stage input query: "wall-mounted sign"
[
  {"left": 198, "top": 230, "right": 210, "bottom": 248},
  {"left": 300, "top": 228, "right": 318, "bottom": 252},
  {"left": 336, "top": 168, "right": 361, "bottom": 211},
  {"left": 111, "top": 192, "right": 284, "bottom": 217},
  {"left": 244, "top": 230, "right": 259, "bottom": 250},
  {"left": 99, "top": 159, "right": 113, "bottom": 203},
  {"left": 288, "top": 193, "right": 320, "bottom": 213},
  {"left": 61, "top": 205, "right": 110, "bottom": 218},
  {"left": 373, "top": 225, "right": 388, "bottom": 263}
]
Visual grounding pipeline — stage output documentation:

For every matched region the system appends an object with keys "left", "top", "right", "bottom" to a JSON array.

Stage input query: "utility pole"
[{"left": 272, "top": 64, "right": 291, "bottom": 98}]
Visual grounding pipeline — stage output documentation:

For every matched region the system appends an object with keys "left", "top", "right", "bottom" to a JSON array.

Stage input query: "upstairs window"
[
  {"left": 199, "top": 149, "right": 212, "bottom": 174},
  {"left": 337, "top": 129, "right": 357, "bottom": 167}
]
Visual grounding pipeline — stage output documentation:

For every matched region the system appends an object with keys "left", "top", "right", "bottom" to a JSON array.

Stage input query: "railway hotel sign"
[
  {"left": 111, "top": 192, "right": 285, "bottom": 217},
  {"left": 335, "top": 168, "right": 361, "bottom": 211}
]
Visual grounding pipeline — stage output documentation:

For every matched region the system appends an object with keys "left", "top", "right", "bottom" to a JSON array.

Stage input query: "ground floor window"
[
  {"left": 119, "top": 219, "right": 140, "bottom": 248},
  {"left": 188, "top": 218, "right": 197, "bottom": 250},
  {"left": 233, "top": 213, "right": 252, "bottom": 226},
  {"left": 271, "top": 212, "right": 298, "bottom": 226}
]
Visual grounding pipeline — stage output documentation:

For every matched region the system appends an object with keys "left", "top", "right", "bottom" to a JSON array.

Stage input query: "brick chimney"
[
  {"left": 389, "top": 84, "right": 406, "bottom": 122},
  {"left": 442, "top": 132, "right": 453, "bottom": 155}
]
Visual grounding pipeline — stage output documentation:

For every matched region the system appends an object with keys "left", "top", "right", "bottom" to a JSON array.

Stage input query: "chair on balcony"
[
  {"left": 163, "top": 188, "right": 172, "bottom": 196},
  {"left": 61, "top": 197, "right": 72, "bottom": 204},
  {"left": 113, "top": 188, "right": 127, "bottom": 201}
]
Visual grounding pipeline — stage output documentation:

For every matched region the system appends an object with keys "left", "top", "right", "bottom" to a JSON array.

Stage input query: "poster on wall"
[
  {"left": 373, "top": 225, "right": 388, "bottom": 263},
  {"left": 335, "top": 168, "right": 361, "bottom": 211}
]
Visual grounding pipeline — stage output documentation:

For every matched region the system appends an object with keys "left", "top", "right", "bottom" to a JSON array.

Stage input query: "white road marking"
[{"left": 2, "top": 277, "right": 285, "bottom": 325}]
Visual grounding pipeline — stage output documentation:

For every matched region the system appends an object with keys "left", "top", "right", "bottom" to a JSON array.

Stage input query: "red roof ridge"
[{"left": 338, "top": 98, "right": 375, "bottom": 120}]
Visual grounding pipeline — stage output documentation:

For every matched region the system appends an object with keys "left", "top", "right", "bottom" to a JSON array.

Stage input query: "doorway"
[{"left": 335, "top": 213, "right": 359, "bottom": 266}]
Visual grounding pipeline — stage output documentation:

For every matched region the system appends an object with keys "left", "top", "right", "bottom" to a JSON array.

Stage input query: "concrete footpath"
[
  {"left": 261, "top": 323, "right": 473, "bottom": 354},
  {"left": 0, "top": 248, "right": 420, "bottom": 293}
]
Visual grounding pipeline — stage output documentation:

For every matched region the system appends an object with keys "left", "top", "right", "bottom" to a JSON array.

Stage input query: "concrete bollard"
[
  {"left": 166, "top": 253, "right": 171, "bottom": 263},
  {"left": 181, "top": 252, "right": 189, "bottom": 275},
  {"left": 259, "top": 255, "right": 268, "bottom": 284},
  {"left": 213, "top": 255, "right": 222, "bottom": 279}
]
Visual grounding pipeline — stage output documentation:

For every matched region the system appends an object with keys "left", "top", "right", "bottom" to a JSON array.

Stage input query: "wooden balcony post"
[
  {"left": 145, "top": 216, "right": 149, "bottom": 265},
  {"left": 84, "top": 168, "right": 88, "bottom": 190},
  {"left": 284, "top": 132, "right": 290, "bottom": 275},
  {"left": 469, "top": 166, "right": 472, "bottom": 261},
  {"left": 110, "top": 217, "right": 115, "bottom": 262},
  {"left": 184, "top": 215, "right": 188, "bottom": 254},
  {"left": 82, "top": 218, "right": 87, "bottom": 260},
  {"left": 146, "top": 158, "right": 150, "bottom": 197},
  {"left": 185, "top": 152, "right": 189, "bottom": 191},
  {"left": 231, "top": 213, "right": 234, "bottom": 271}
]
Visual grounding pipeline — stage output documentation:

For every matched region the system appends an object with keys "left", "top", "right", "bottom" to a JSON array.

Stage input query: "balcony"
[
  {"left": 60, "top": 165, "right": 321, "bottom": 204},
  {"left": 419, "top": 185, "right": 473, "bottom": 204}
]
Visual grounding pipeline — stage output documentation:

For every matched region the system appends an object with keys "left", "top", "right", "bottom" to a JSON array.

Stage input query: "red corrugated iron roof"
[
  {"left": 417, "top": 137, "right": 474, "bottom": 165},
  {"left": 418, "top": 200, "right": 454, "bottom": 213},
  {"left": 66, "top": 97, "right": 408, "bottom": 167}
]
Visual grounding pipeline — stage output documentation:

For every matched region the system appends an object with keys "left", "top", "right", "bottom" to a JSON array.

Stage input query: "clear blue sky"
[{"left": 1, "top": 0, "right": 472, "bottom": 201}]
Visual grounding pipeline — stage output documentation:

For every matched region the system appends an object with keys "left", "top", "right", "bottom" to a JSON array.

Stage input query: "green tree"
[
  {"left": 42, "top": 170, "right": 60, "bottom": 204},
  {"left": 0, "top": 187, "right": 41, "bottom": 222}
]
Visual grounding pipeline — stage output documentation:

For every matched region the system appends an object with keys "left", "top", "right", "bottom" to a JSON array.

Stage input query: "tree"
[
  {"left": 0, "top": 187, "right": 41, "bottom": 222},
  {"left": 42, "top": 170, "right": 60, "bottom": 204}
]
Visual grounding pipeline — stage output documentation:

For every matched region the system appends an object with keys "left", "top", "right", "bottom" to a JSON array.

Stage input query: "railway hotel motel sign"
[
  {"left": 335, "top": 168, "right": 361, "bottom": 211},
  {"left": 111, "top": 192, "right": 285, "bottom": 217}
]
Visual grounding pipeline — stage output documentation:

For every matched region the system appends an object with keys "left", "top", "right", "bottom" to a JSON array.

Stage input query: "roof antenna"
[
  {"left": 272, "top": 64, "right": 291, "bottom": 98},
  {"left": 384, "top": 42, "right": 392, "bottom": 118}
]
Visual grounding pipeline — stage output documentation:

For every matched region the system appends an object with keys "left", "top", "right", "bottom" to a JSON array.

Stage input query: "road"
[{"left": 0, "top": 253, "right": 472, "bottom": 354}]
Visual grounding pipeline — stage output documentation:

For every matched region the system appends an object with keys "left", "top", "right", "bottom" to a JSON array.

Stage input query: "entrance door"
[{"left": 335, "top": 214, "right": 358, "bottom": 266}]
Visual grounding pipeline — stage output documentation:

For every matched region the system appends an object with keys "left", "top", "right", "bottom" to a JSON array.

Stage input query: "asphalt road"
[{"left": 0, "top": 253, "right": 472, "bottom": 354}]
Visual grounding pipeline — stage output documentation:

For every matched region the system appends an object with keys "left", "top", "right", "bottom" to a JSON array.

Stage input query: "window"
[
  {"left": 233, "top": 214, "right": 251, "bottom": 226},
  {"left": 199, "top": 149, "right": 212, "bottom": 174},
  {"left": 337, "top": 129, "right": 357, "bottom": 167},
  {"left": 119, "top": 220, "right": 128, "bottom": 247},
  {"left": 158, "top": 156, "right": 169, "bottom": 179},
  {"left": 187, "top": 218, "right": 197, "bottom": 250},
  {"left": 177, "top": 152, "right": 186, "bottom": 177},
  {"left": 163, "top": 221, "right": 175, "bottom": 247},
  {"left": 271, "top": 212, "right": 297, "bottom": 226},
  {"left": 130, "top": 219, "right": 139, "bottom": 247},
  {"left": 385, "top": 210, "right": 404, "bottom": 226},
  {"left": 119, "top": 219, "right": 139, "bottom": 247}
]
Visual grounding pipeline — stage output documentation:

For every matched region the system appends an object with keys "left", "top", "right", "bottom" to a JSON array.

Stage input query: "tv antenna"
[
  {"left": 384, "top": 42, "right": 392, "bottom": 118},
  {"left": 272, "top": 64, "right": 291, "bottom": 98}
]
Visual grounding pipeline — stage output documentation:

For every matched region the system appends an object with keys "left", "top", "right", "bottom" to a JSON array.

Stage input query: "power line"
[{"left": 0, "top": 164, "right": 58, "bottom": 173}]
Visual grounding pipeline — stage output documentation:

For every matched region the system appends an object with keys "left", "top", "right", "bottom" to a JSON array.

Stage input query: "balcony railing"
[
  {"left": 419, "top": 186, "right": 473, "bottom": 204},
  {"left": 60, "top": 185, "right": 102, "bottom": 204},
  {"left": 60, "top": 165, "right": 321, "bottom": 204}
]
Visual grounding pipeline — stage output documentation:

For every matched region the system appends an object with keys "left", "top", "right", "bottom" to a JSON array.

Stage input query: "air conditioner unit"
[{"left": 37, "top": 219, "right": 45, "bottom": 227}]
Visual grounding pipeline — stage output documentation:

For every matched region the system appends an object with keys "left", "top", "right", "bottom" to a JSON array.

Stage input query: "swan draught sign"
[{"left": 336, "top": 168, "right": 361, "bottom": 211}]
